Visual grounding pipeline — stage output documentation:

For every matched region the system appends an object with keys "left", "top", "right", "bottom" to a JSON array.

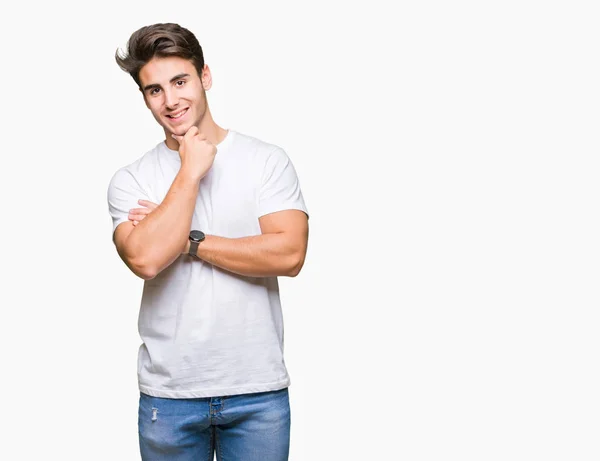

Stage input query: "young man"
[{"left": 107, "top": 23, "right": 309, "bottom": 461}]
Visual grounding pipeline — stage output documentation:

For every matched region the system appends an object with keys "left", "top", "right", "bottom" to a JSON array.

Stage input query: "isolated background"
[{"left": 1, "top": 0, "right": 598, "bottom": 459}]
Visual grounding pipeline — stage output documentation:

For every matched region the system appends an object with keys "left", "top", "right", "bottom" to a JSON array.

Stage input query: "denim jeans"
[{"left": 138, "top": 387, "right": 291, "bottom": 461}]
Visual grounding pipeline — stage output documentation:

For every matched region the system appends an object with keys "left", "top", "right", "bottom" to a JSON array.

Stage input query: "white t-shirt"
[{"left": 107, "top": 130, "right": 308, "bottom": 398}]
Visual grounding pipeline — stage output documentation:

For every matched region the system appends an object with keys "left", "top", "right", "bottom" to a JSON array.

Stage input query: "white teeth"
[{"left": 169, "top": 109, "right": 187, "bottom": 119}]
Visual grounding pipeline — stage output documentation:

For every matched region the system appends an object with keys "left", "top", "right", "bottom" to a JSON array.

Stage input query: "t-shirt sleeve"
[
  {"left": 107, "top": 168, "right": 151, "bottom": 234},
  {"left": 258, "top": 147, "right": 308, "bottom": 219}
]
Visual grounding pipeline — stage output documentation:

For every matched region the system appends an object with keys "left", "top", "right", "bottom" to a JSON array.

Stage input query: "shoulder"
[
  {"left": 229, "top": 132, "right": 299, "bottom": 185},
  {"left": 228, "top": 130, "right": 286, "bottom": 161},
  {"left": 108, "top": 142, "right": 164, "bottom": 189}
]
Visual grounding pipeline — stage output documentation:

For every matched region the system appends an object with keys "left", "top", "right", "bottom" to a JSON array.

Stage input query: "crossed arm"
[
  {"left": 114, "top": 191, "right": 308, "bottom": 280},
  {"left": 182, "top": 210, "right": 308, "bottom": 278}
]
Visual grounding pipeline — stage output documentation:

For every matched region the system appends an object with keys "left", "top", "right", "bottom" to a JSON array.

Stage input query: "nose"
[{"left": 164, "top": 88, "right": 179, "bottom": 109}]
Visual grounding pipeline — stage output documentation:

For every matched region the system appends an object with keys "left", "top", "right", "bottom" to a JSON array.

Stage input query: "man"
[{"left": 107, "top": 22, "right": 309, "bottom": 461}]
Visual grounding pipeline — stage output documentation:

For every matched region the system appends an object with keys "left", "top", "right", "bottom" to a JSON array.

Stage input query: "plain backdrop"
[{"left": 1, "top": 0, "right": 598, "bottom": 459}]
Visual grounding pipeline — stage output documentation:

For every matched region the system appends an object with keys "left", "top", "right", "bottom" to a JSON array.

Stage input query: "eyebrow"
[{"left": 143, "top": 73, "right": 191, "bottom": 92}]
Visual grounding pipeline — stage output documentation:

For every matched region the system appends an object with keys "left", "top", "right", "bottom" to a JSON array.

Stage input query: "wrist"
[
  {"left": 178, "top": 165, "right": 203, "bottom": 183},
  {"left": 182, "top": 240, "right": 191, "bottom": 255}
]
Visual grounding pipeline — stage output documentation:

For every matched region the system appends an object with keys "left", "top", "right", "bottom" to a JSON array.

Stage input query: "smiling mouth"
[{"left": 166, "top": 108, "right": 189, "bottom": 120}]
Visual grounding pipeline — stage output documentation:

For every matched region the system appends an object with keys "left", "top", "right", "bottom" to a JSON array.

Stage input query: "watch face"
[{"left": 189, "top": 230, "right": 205, "bottom": 242}]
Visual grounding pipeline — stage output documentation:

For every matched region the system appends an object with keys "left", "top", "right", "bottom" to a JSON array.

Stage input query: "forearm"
[
  {"left": 125, "top": 172, "right": 200, "bottom": 277},
  {"left": 190, "top": 233, "right": 304, "bottom": 278}
]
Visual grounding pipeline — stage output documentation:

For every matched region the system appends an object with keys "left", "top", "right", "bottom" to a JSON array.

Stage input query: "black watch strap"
[{"left": 189, "top": 241, "right": 200, "bottom": 257}]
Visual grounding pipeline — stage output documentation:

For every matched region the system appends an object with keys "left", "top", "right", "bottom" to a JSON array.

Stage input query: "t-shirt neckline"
[{"left": 162, "top": 128, "right": 234, "bottom": 155}]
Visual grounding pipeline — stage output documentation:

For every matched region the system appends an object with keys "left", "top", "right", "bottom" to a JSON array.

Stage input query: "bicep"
[{"left": 259, "top": 209, "right": 309, "bottom": 251}]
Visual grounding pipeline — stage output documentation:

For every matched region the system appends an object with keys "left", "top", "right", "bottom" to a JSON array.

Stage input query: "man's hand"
[
  {"left": 129, "top": 199, "right": 158, "bottom": 226},
  {"left": 172, "top": 126, "right": 217, "bottom": 180}
]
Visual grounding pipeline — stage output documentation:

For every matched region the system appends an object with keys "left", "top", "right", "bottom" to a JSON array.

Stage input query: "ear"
[{"left": 201, "top": 64, "right": 213, "bottom": 91}]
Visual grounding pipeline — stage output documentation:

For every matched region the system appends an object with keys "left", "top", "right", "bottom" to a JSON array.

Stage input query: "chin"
[{"left": 168, "top": 126, "right": 188, "bottom": 137}]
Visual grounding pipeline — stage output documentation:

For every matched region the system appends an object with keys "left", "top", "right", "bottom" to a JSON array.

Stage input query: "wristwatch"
[{"left": 188, "top": 230, "right": 205, "bottom": 257}]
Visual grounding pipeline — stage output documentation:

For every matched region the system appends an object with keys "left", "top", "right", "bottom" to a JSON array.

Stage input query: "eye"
[
  {"left": 176, "top": 80, "right": 185, "bottom": 87},
  {"left": 150, "top": 88, "right": 161, "bottom": 95}
]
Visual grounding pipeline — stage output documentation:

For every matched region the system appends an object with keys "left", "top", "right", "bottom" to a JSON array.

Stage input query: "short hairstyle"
[{"left": 115, "top": 23, "right": 205, "bottom": 89}]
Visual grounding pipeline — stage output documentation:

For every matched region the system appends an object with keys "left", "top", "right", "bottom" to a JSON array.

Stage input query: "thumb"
[{"left": 171, "top": 133, "right": 183, "bottom": 143}]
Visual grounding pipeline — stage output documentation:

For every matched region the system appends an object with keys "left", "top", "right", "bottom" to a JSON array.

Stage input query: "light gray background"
[{"left": 1, "top": 0, "right": 598, "bottom": 459}]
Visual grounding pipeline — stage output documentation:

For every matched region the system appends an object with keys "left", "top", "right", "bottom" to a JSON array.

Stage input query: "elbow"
[
  {"left": 128, "top": 257, "right": 159, "bottom": 280},
  {"left": 138, "top": 268, "right": 158, "bottom": 281},
  {"left": 286, "top": 253, "right": 305, "bottom": 277},
  {"left": 136, "top": 262, "right": 159, "bottom": 280},
  {"left": 117, "top": 233, "right": 160, "bottom": 280}
]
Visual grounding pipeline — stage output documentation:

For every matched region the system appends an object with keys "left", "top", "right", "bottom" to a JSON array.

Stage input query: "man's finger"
[
  {"left": 129, "top": 208, "right": 152, "bottom": 215},
  {"left": 138, "top": 199, "right": 158, "bottom": 209},
  {"left": 129, "top": 214, "right": 148, "bottom": 221},
  {"left": 185, "top": 126, "right": 199, "bottom": 138}
]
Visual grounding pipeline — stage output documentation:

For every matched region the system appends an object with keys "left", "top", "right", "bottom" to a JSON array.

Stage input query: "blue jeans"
[{"left": 138, "top": 387, "right": 291, "bottom": 461}]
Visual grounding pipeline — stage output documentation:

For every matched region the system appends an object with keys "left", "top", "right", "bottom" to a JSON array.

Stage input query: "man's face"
[{"left": 138, "top": 56, "right": 210, "bottom": 137}]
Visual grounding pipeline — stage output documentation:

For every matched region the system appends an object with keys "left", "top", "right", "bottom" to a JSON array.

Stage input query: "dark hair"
[{"left": 115, "top": 23, "right": 205, "bottom": 89}]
